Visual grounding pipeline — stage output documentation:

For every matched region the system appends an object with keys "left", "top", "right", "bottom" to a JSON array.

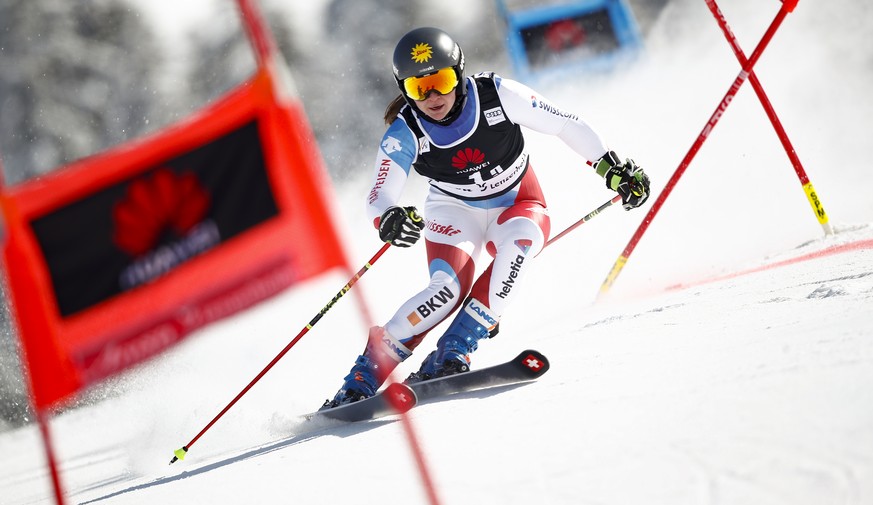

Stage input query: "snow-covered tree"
[
  {"left": 0, "top": 0, "right": 167, "bottom": 429},
  {"left": 0, "top": 0, "right": 165, "bottom": 185}
]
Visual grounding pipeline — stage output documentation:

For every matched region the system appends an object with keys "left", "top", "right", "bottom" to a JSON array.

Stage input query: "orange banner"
[{"left": 0, "top": 67, "right": 348, "bottom": 409}]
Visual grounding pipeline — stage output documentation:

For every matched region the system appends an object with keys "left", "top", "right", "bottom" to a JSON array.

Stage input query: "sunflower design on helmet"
[{"left": 410, "top": 42, "right": 433, "bottom": 63}]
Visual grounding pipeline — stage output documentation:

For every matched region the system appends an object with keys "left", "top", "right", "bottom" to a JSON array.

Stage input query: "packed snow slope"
[
  {"left": 2, "top": 1, "right": 872, "bottom": 504},
  {"left": 3, "top": 229, "right": 871, "bottom": 505}
]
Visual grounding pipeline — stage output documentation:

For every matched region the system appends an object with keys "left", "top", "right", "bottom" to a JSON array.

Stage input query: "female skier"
[{"left": 323, "top": 27, "right": 649, "bottom": 408}]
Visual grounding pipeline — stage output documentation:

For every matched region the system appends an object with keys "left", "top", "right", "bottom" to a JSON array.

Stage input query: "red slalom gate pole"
[
  {"left": 36, "top": 409, "right": 67, "bottom": 505},
  {"left": 597, "top": 1, "right": 796, "bottom": 297},
  {"left": 395, "top": 407, "right": 443, "bottom": 505},
  {"left": 169, "top": 242, "right": 392, "bottom": 464},
  {"left": 705, "top": 0, "right": 831, "bottom": 235}
]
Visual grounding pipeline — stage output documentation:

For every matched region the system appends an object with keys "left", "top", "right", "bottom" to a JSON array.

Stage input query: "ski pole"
[
  {"left": 544, "top": 194, "right": 623, "bottom": 250},
  {"left": 169, "top": 242, "right": 392, "bottom": 465}
]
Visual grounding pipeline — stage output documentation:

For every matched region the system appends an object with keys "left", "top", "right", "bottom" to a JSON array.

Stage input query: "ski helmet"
[{"left": 392, "top": 27, "right": 466, "bottom": 107}]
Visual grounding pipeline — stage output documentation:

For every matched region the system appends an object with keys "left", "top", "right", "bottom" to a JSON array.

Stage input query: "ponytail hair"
[{"left": 383, "top": 95, "right": 406, "bottom": 125}]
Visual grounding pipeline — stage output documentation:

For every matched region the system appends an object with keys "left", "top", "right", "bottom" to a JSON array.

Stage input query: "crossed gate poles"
[{"left": 598, "top": 0, "right": 832, "bottom": 297}]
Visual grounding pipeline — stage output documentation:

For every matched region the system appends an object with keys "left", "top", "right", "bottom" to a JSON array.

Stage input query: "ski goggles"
[{"left": 402, "top": 67, "right": 459, "bottom": 101}]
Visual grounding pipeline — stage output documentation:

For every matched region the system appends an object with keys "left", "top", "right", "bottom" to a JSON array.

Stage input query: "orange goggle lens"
[{"left": 402, "top": 67, "right": 459, "bottom": 101}]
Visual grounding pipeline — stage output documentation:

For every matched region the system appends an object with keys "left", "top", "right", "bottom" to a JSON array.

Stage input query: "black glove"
[
  {"left": 596, "top": 151, "right": 651, "bottom": 211},
  {"left": 378, "top": 206, "right": 425, "bottom": 247}
]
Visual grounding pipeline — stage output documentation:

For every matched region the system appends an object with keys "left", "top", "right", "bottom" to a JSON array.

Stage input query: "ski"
[
  {"left": 307, "top": 382, "right": 417, "bottom": 423},
  {"left": 308, "top": 350, "right": 548, "bottom": 424},
  {"left": 408, "top": 349, "right": 550, "bottom": 402}
]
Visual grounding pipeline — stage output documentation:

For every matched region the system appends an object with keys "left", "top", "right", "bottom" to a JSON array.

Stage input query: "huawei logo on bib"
[{"left": 452, "top": 147, "right": 485, "bottom": 170}]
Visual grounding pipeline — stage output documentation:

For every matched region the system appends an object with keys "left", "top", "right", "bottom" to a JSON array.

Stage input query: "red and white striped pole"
[
  {"left": 705, "top": 0, "right": 831, "bottom": 235},
  {"left": 598, "top": 0, "right": 799, "bottom": 297}
]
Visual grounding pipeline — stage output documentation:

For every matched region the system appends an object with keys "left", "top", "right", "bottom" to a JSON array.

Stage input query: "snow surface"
[{"left": 2, "top": 1, "right": 873, "bottom": 504}]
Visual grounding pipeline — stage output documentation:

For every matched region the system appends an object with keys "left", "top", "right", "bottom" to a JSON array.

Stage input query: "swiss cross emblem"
[
  {"left": 384, "top": 383, "right": 415, "bottom": 413},
  {"left": 523, "top": 354, "right": 542, "bottom": 371},
  {"left": 394, "top": 391, "right": 412, "bottom": 406}
]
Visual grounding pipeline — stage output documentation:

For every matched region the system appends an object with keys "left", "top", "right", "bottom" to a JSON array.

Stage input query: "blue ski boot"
[
  {"left": 322, "top": 327, "right": 411, "bottom": 409},
  {"left": 406, "top": 298, "right": 498, "bottom": 383}
]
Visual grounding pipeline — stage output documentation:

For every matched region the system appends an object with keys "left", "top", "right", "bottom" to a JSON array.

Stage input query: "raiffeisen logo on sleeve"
[{"left": 368, "top": 159, "right": 391, "bottom": 205}]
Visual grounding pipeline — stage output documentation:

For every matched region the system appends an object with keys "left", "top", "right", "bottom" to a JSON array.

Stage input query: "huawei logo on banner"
[
  {"left": 114, "top": 168, "right": 220, "bottom": 290},
  {"left": 113, "top": 168, "right": 212, "bottom": 256},
  {"left": 451, "top": 147, "right": 486, "bottom": 170}
]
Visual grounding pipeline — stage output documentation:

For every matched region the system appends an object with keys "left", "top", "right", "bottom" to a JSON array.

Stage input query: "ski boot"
[
  {"left": 321, "top": 327, "right": 411, "bottom": 409},
  {"left": 406, "top": 298, "right": 498, "bottom": 383}
]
